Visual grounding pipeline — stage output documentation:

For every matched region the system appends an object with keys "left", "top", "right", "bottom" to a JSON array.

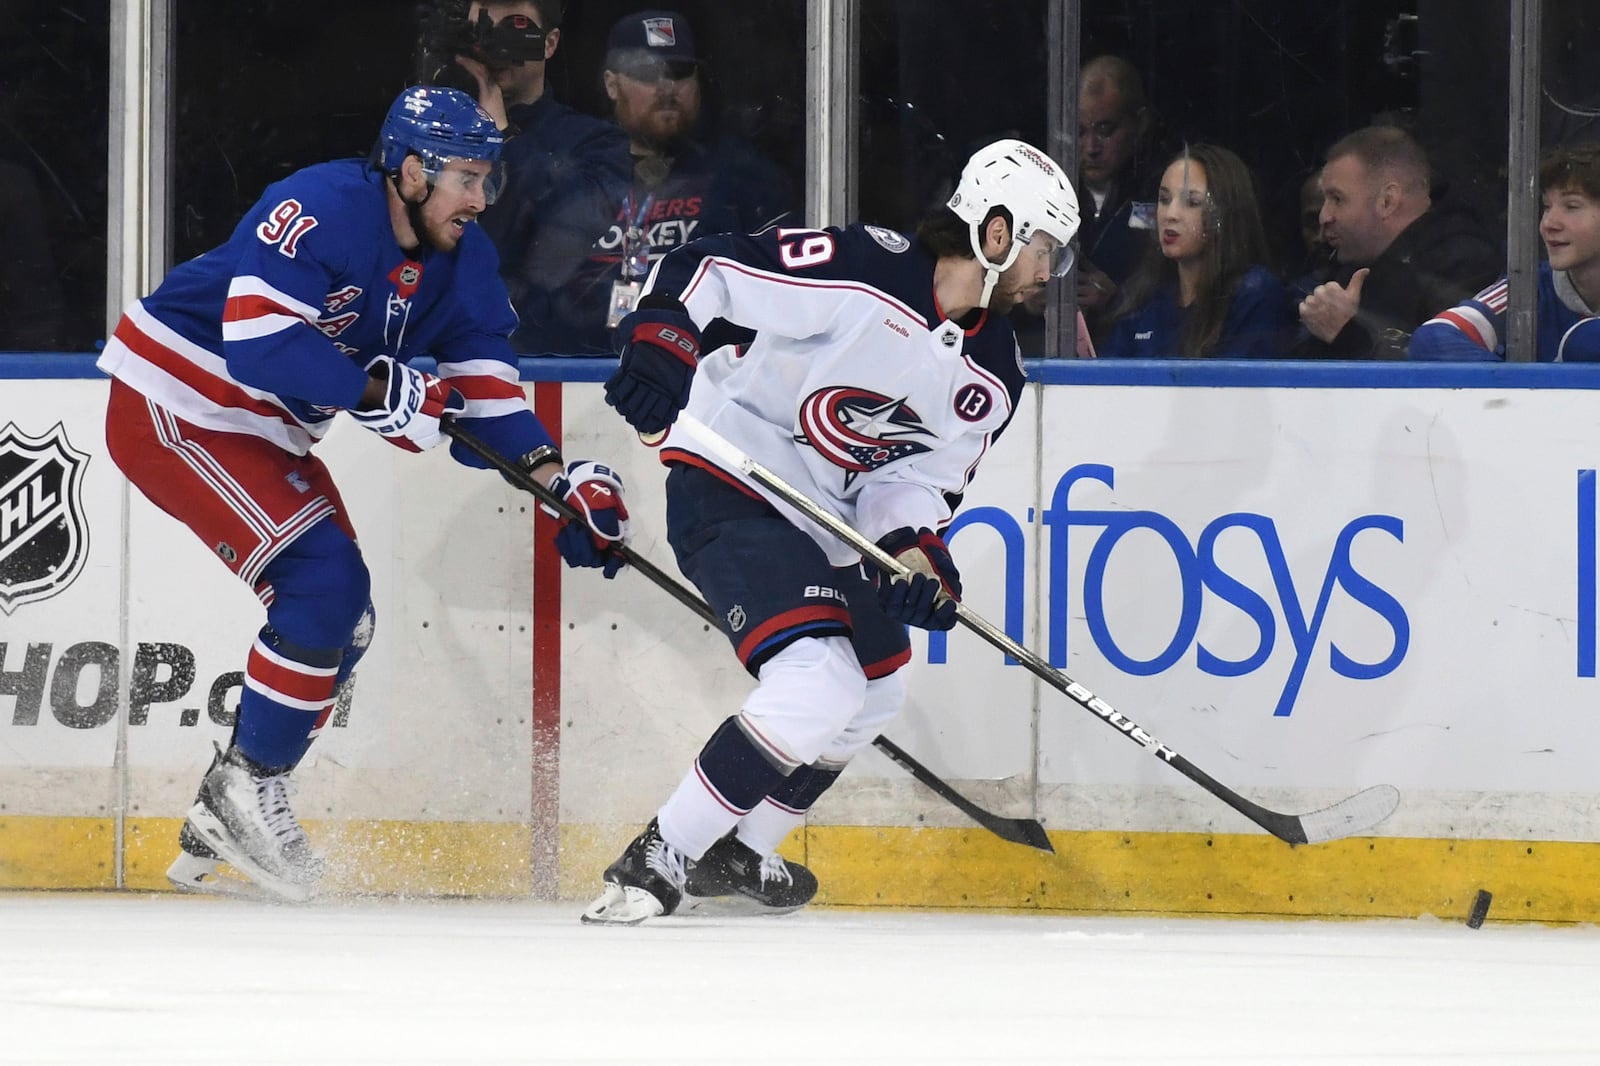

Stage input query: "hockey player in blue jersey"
[
  {"left": 1410, "top": 142, "right": 1600, "bottom": 362},
  {"left": 98, "top": 86, "right": 632, "bottom": 901},
  {"left": 582, "top": 139, "right": 1080, "bottom": 924}
]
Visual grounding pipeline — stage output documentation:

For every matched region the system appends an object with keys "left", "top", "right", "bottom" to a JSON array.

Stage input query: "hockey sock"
[
  {"left": 237, "top": 519, "right": 370, "bottom": 771},
  {"left": 737, "top": 763, "right": 843, "bottom": 855},
  {"left": 235, "top": 626, "right": 341, "bottom": 771},
  {"left": 658, "top": 716, "right": 790, "bottom": 860}
]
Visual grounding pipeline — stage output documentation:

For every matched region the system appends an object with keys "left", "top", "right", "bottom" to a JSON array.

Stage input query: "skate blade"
[
  {"left": 580, "top": 883, "right": 667, "bottom": 926},
  {"left": 185, "top": 803, "right": 317, "bottom": 904},
  {"left": 165, "top": 852, "right": 278, "bottom": 901},
  {"left": 678, "top": 892, "right": 807, "bottom": 918}
]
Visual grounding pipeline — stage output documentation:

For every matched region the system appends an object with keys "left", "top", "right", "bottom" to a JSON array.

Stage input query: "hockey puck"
[{"left": 1466, "top": 889, "right": 1492, "bottom": 929}]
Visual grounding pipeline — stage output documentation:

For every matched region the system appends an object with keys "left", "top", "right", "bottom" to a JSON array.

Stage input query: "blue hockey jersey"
[
  {"left": 1408, "top": 262, "right": 1600, "bottom": 362},
  {"left": 644, "top": 223, "right": 1026, "bottom": 566},
  {"left": 98, "top": 159, "right": 553, "bottom": 465}
]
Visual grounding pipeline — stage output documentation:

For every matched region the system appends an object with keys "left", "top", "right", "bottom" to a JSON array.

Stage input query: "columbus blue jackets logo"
[
  {"left": 0, "top": 422, "right": 91, "bottom": 615},
  {"left": 796, "top": 387, "right": 934, "bottom": 487}
]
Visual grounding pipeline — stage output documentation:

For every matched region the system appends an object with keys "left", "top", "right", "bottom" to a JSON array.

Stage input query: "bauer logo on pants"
[{"left": 0, "top": 422, "right": 91, "bottom": 615}]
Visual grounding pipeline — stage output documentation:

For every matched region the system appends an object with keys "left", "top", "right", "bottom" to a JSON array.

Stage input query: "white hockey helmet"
[{"left": 947, "top": 138, "right": 1081, "bottom": 306}]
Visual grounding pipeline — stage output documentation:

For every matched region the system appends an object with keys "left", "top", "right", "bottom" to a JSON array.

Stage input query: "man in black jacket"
[{"left": 1294, "top": 125, "right": 1502, "bottom": 360}]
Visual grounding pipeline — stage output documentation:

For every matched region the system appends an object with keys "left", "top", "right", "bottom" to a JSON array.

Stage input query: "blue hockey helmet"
[{"left": 376, "top": 86, "right": 506, "bottom": 202}]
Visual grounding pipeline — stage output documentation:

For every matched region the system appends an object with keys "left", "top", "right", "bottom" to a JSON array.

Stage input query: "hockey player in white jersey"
[{"left": 583, "top": 139, "right": 1079, "bottom": 924}]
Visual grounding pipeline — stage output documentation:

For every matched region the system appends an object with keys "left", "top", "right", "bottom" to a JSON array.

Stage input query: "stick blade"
[
  {"left": 1009, "top": 819, "right": 1056, "bottom": 853},
  {"left": 1295, "top": 784, "right": 1401, "bottom": 844}
]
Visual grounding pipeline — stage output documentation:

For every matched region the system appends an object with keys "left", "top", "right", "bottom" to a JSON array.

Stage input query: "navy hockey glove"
[
  {"left": 605, "top": 296, "right": 701, "bottom": 435},
  {"left": 350, "top": 355, "right": 465, "bottom": 452},
  {"left": 873, "top": 526, "right": 962, "bottom": 631},
  {"left": 547, "top": 460, "right": 630, "bottom": 579}
]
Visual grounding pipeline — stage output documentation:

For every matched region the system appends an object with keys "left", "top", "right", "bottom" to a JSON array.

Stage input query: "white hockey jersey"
[{"left": 645, "top": 223, "right": 1026, "bottom": 566}]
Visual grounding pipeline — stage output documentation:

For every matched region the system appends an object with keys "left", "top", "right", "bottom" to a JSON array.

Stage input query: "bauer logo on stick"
[{"left": 0, "top": 422, "right": 91, "bottom": 615}]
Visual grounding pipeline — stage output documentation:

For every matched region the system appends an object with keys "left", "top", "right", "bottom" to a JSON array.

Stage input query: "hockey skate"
[
  {"left": 177, "top": 744, "right": 324, "bottom": 903},
  {"left": 165, "top": 820, "right": 274, "bottom": 899},
  {"left": 680, "top": 833, "right": 818, "bottom": 916},
  {"left": 580, "top": 818, "right": 688, "bottom": 926}
]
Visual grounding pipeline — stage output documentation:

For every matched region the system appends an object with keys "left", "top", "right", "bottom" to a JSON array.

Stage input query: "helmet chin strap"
[{"left": 967, "top": 224, "right": 1023, "bottom": 309}]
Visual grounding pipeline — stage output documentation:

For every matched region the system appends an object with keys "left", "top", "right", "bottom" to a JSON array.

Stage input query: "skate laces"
[
  {"left": 645, "top": 836, "right": 687, "bottom": 889},
  {"left": 758, "top": 853, "right": 793, "bottom": 886},
  {"left": 258, "top": 773, "right": 307, "bottom": 845}
]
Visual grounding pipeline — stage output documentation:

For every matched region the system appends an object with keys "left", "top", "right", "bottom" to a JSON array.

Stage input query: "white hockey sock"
[
  {"left": 735, "top": 798, "right": 806, "bottom": 856},
  {"left": 657, "top": 767, "right": 745, "bottom": 861}
]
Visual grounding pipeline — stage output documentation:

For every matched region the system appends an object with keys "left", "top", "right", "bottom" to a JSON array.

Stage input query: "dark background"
[{"left": 4, "top": 0, "right": 1598, "bottom": 350}]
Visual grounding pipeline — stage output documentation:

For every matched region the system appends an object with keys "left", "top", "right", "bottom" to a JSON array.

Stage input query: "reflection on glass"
[
  {"left": 0, "top": 3, "right": 108, "bottom": 351},
  {"left": 473, "top": 0, "right": 806, "bottom": 355}
]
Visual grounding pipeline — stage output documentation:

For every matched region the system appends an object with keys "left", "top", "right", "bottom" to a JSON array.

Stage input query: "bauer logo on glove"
[
  {"left": 349, "top": 354, "right": 465, "bottom": 452},
  {"left": 604, "top": 295, "right": 702, "bottom": 436}
]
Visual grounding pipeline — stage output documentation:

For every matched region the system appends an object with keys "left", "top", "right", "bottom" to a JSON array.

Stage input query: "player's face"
[
  {"left": 1078, "top": 89, "right": 1137, "bottom": 190},
  {"left": 991, "top": 232, "right": 1058, "bottom": 312},
  {"left": 1540, "top": 184, "right": 1600, "bottom": 275},
  {"left": 419, "top": 159, "right": 493, "bottom": 251},
  {"left": 1318, "top": 155, "right": 1384, "bottom": 264},
  {"left": 1157, "top": 158, "right": 1210, "bottom": 263},
  {"left": 607, "top": 63, "right": 701, "bottom": 147}
]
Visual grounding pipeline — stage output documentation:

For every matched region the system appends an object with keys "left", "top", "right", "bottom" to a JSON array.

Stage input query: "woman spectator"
[{"left": 1101, "top": 144, "right": 1289, "bottom": 359}]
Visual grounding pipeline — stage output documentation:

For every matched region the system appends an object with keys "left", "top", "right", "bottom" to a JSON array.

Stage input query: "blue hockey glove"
[
  {"left": 605, "top": 296, "right": 701, "bottom": 435},
  {"left": 349, "top": 355, "right": 465, "bottom": 452},
  {"left": 873, "top": 526, "right": 962, "bottom": 631},
  {"left": 1559, "top": 316, "right": 1600, "bottom": 362},
  {"left": 547, "top": 460, "right": 630, "bottom": 579}
]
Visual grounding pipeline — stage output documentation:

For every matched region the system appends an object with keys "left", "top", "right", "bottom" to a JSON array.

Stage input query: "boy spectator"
[{"left": 1410, "top": 143, "right": 1600, "bottom": 362}]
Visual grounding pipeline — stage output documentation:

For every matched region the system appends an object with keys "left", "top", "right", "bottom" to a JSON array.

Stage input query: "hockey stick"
[
  {"left": 671, "top": 413, "right": 1401, "bottom": 846},
  {"left": 441, "top": 421, "right": 1055, "bottom": 852}
]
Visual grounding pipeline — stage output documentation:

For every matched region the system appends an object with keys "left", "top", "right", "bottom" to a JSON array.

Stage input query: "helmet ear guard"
[{"left": 947, "top": 139, "right": 1082, "bottom": 305}]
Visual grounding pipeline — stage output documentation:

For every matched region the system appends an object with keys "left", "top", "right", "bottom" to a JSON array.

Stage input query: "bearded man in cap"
[{"left": 511, "top": 8, "right": 797, "bottom": 355}]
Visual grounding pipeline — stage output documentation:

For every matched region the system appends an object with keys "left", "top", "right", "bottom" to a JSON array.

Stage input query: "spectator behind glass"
[
  {"left": 1075, "top": 55, "right": 1160, "bottom": 335},
  {"left": 1410, "top": 143, "right": 1600, "bottom": 362},
  {"left": 1101, "top": 144, "right": 1288, "bottom": 359},
  {"left": 0, "top": 159, "right": 66, "bottom": 349},
  {"left": 1292, "top": 125, "right": 1501, "bottom": 360},
  {"left": 513, "top": 8, "right": 797, "bottom": 355},
  {"left": 424, "top": 1, "right": 632, "bottom": 347}
]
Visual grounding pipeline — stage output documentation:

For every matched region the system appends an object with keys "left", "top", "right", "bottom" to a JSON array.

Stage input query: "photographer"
[{"left": 419, "top": 1, "right": 630, "bottom": 353}]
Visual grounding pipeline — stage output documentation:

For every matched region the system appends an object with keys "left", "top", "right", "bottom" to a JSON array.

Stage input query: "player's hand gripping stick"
[
  {"left": 873, "top": 526, "right": 962, "bottom": 630},
  {"left": 350, "top": 355, "right": 465, "bottom": 452}
]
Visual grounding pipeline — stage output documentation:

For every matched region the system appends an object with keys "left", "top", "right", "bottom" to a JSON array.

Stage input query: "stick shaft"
[
  {"left": 442, "top": 421, "right": 1055, "bottom": 851},
  {"left": 673, "top": 413, "right": 1399, "bottom": 845}
]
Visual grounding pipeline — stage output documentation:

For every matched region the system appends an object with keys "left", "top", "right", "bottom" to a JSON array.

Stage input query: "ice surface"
[{"left": 1, "top": 893, "right": 1596, "bottom": 1064}]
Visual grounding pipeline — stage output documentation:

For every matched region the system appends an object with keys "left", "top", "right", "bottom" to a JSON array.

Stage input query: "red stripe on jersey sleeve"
[
  {"left": 1436, "top": 310, "right": 1487, "bottom": 347},
  {"left": 443, "top": 374, "right": 525, "bottom": 400},
  {"left": 223, "top": 292, "right": 313, "bottom": 326},
  {"left": 113, "top": 318, "right": 302, "bottom": 424}
]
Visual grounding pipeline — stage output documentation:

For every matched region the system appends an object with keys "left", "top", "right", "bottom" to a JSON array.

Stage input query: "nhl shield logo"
[{"left": 0, "top": 422, "right": 91, "bottom": 615}]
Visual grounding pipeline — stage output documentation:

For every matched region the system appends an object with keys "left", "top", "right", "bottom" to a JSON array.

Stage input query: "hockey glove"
[
  {"left": 873, "top": 526, "right": 962, "bottom": 631},
  {"left": 604, "top": 296, "right": 701, "bottom": 435},
  {"left": 547, "top": 460, "right": 631, "bottom": 579},
  {"left": 349, "top": 355, "right": 465, "bottom": 452}
]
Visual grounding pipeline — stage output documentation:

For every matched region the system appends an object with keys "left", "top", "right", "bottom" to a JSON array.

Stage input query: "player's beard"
[{"left": 404, "top": 194, "right": 464, "bottom": 254}]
